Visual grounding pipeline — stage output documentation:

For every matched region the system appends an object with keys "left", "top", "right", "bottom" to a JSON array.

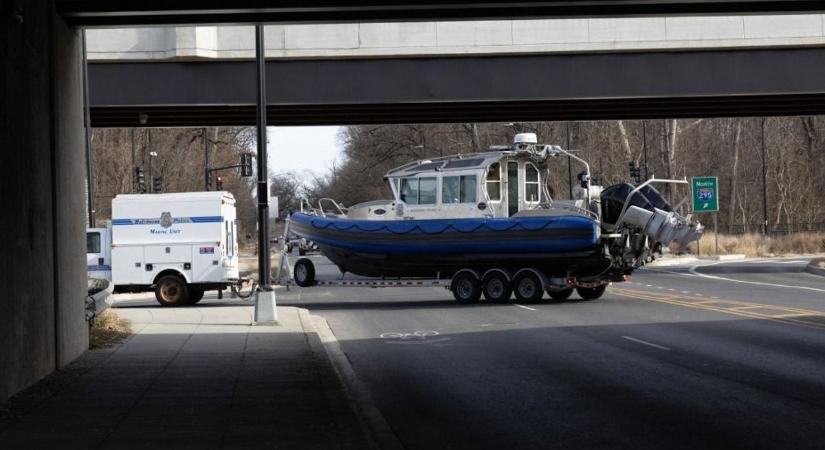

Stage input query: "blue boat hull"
[{"left": 289, "top": 213, "right": 607, "bottom": 278}]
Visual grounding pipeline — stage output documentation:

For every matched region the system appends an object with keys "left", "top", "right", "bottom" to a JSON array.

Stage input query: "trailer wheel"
[
  {"left": 155, "top": 275, "right": 190, "bottom": 307},
  {"left": 188, "top": 287, "right": 205, "bottom": 305},
  {"left": 513, "top": 271, "right": 544, "bottom": 303},
  {"left": 576, "top": 285, "right": 607, "bottom": 300},
  {"left": 451, "top": 272, "right": 481, "bottom": 304},
  {"left": 294, "top": 258, "right": 316, "bottom": 287},
  {"left": 482, "top": 272, "right": 512, "bottom": 303},
  {"left": 547, "top": 288, "right": 574, "bottom": 302}
]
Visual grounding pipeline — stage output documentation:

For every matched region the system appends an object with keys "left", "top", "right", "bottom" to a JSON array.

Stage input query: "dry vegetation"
[
  {"left": 89, "top": 310, "right": 132, "bottom": 349},
  {"left": 681, "top": 232, "right": 825, "bottom": 257}
]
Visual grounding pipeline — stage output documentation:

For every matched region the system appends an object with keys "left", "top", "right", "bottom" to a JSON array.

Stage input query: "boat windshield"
[{"left": 400, "top": 177, "right": 437, "bottom": 205}]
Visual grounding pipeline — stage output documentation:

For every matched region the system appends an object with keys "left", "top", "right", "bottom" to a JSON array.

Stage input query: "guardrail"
[{"left": 86, "top": 278, "right": 114, "bottom": 323}]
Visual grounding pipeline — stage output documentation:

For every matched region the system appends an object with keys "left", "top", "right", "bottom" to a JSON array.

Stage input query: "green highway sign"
[{"left": 691, "top": 176, "right": 719, "bottom": 213}]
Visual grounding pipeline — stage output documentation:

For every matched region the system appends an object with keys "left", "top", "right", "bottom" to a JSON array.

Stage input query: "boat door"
[{"left": 507, "top": 161, "right": 519, "bottom": 217}]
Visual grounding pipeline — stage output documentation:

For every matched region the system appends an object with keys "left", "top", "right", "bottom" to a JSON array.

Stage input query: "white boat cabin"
[{"left": 345, "top": 133, "right": 590, "bottom": 221}]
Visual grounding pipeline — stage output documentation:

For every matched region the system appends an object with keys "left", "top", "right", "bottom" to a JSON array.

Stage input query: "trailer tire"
[
  {"left": 482, "top": 272, "right": 512, "bottom": 303},
  {"left": 294, "top": 258, "right": 316, "bottom": 287},
  {"left": 576, "top": 285, "right": 607, "bottom": 300},
  {"left": 547, "top": 288, "right": 574, "bottom": 302},
  {"left": 513, "top": 271, "right": 544, "bottom": 303},
  {"left": 188, "top": 287, "right": 205, "bottom": 305},
  {"left": 155, "top": 275, "right": 190, "bottom": 307},
  {"left": 451, "top": 272, "right": 481, "bottom": 304}
]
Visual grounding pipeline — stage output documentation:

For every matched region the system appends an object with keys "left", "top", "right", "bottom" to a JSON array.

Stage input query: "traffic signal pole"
[{"left": 253, "top": 24, "right": 277, "bottom": 324}]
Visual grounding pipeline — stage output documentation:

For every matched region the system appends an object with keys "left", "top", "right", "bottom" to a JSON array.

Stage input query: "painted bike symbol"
[{"left": 380, "top": 330, "right": 439, "bottom": 340}]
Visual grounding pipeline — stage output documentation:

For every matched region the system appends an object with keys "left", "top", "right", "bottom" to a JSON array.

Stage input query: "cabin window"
[
  {"left": 486, "top": 163, "right": 501, "bottom": 201},
  {"left": 525, "top": 163, "right": 540, "bottom": 203},
  {"left": 400, "top": 177, "right": 437, "bottom": 205},
  {"left": 442, "top": 175, "right": 478, "bottom": 204},
  {"left": 86, "top": 232, "right": 101, "bottom": 254}
]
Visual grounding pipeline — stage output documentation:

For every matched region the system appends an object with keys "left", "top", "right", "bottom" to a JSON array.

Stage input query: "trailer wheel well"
[
  {"left": 153, "top": 269, "right": 188, "bottom": 286},
  {"left": 512, "top": 268, "right": 548, "bottom": 290}
]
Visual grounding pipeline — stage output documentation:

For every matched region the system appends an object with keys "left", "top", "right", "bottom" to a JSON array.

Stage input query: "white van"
[{"left": 87, "top": 191, "right": 240, "bottom": 306}]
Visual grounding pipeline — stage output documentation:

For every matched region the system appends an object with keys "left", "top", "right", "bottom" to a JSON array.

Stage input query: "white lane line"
[
  {"left": 668, "top": 288, "right": 675, "bottom": 291},
  {"left": 689, "top": 262, "right": 825, "bottom": 293},
  {"left": 643, "top": 268, "right": 698, "bottom": 277},
  {"left": 513, "top": 304, "right": 536, "bottom": 311},
  {"left": 681, "top": 291, "right": 690, "bottom": 294},
  {"left": 621, "top": 336, "right": 672, "bottom": 351}
]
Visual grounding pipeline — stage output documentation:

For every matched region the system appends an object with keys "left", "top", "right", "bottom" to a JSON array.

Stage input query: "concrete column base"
[{"left": 254, "top": 289, "right": 278, "bottom": 324}]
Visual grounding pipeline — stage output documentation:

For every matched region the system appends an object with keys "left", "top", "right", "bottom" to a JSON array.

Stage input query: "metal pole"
[
  {"left": 254, "top": 24, "right": 277, "bottom": 323},
  {"left": 146, "top": 130, "right": 152, "bottom": 193},
  {"left": 566, "top": 122, "right": 573, "bottom": 199},
  {"left": 81, "top": 30, "right": 95, "bottom": 227},
  {"left": 131, "top": 129, "right": 136, "bottom": 193},
  {"left": 761, "top": 117, "right": 768, "bottom": 235},
  {"left": 642, "top": 121, "right": 649, "bottom": 181},
  {"left": 203, "top": 127, "right": 210, "bottom": 191},
  {"left": 714, "top": 212, "right": 719, "bottom": 255},
  {"left": 148, "top": 151, "right": 153, "bottom": 193}
]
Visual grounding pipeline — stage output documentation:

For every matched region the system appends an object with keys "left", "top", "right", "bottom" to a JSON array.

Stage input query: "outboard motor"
[{"left": 601, "top": 183, "right": 703, "bottom": 249}]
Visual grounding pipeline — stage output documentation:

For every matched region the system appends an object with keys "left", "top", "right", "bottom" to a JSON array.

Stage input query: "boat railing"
[
  {"left": 299, "top": 198, "right": 347, "bottom": 217},
  {"left": 317, "top": 198, "right": 347, "bottom": 217}
]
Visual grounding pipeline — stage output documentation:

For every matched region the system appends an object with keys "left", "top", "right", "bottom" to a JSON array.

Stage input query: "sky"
[{"left": 267, "top": 126, "right": 343, "bottom": 181}]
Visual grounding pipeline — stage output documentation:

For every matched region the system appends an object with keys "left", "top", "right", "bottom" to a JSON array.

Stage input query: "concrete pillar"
[{"left": 0, "top": 0, "right": 89, "bottom": 401}]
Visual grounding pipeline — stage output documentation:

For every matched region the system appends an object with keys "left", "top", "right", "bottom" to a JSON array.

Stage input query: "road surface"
[{"left": 279, "top": 255, "right": 825, "bottom": 450}]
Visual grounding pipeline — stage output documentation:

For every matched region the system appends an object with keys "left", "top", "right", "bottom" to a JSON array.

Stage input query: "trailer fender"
[
  {"left": 449, "top": 268, "right": 482, "bottom": 289},
  {"left": 481, "top": 268, "right": 513, "bottom": 283},
  {"left": 513, "top": 268, "right": 549, "bottom": 291}
]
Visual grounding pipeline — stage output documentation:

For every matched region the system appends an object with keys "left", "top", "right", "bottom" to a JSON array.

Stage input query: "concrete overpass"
[
  {"left": 87, "top": 16, "right": 825, "bottom": 126},
  {"left": 4, "top": 0, "right": 825, "bottom": 402}
]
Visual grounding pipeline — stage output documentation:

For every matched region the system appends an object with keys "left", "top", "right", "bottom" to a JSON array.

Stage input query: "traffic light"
[
  {"left": 153, "top": 175, "right": 162, "bottom": 193},
  {"left": 628, "top": 161, "right": 641, "bottom": 184},
  {"left": 216, "top": 175, "right": 224, "bottom": 190},
  {"left": 136, "top": 167, "right": 146, "bottom": 193},
  {"left": 240, "top": 154, "right": 253, "bottom": 177}
]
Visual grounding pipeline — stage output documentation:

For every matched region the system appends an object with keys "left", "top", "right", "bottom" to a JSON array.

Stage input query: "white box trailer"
[{"left": 87, "top": 191, "right": 241, "bottom": 306}]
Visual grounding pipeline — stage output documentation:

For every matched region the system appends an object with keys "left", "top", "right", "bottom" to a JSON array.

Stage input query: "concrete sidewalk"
[{"left": 0, "top": 294, "right": 370, "bottom": 450}]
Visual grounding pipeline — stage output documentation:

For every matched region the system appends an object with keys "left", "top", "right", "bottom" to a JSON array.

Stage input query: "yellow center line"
[{"left": 612, "top": 287, "right": 825, "bottom": 332}]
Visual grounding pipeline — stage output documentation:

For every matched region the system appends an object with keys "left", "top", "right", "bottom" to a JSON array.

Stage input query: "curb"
[
  {"left": 805, "top": 258, "right": 825, "bottom": 277},
  {"left": 298, "top": 309, "right": 403, "bottom": 450},
  {"left": 645, "top": 256, "right": 698, "bottom": 267}
]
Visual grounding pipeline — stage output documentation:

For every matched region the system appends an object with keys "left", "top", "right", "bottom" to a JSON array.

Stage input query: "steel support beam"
[
  {"left": 58, "top": 1, "right": 825, "bottom": 27},
  {"left": 89, "top": 47, "right": 825, "bottom": 126}
]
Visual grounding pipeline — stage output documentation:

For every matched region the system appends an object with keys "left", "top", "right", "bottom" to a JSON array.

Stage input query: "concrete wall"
[
  {"left": 1, "top": 0, "right": 89, "bottom": 402},
  {"left": 86, "top": 15, "right": 825, "bottom": 60}
]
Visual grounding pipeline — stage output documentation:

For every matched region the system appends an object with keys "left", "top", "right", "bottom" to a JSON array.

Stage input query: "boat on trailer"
[{"left": 280, "top": 133, "right": 703, "bottom": 303}]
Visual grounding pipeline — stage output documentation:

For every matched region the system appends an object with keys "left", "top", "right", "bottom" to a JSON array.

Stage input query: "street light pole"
[
  {"left": 148, "top": 151, "right": 157, "bottom": 193},
  {"left": 642, "top": 121, "right": 649, "bottom": 181},
  {"left": 254, "top": 24, "right": 277, "bottom": 323},
  {"left": 566, "top": 122, "right": 573, "bottom": 199},
  {"left": 203, "top": 128, "right": 210, "bottom": 191},
  {"left": 82, "top": 30, "right": 95, "bottom": 227},
  {"left": 761, "top": 117, "right": 769, "bottom": 235}
]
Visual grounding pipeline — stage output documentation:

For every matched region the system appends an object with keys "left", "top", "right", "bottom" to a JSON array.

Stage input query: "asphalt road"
[{"left": 279, "top": 255, "right": 825, "bottom": 450}]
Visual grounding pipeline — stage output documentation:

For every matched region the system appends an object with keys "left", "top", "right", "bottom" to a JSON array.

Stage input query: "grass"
[
  {"left": 89, "top": 310, "right": 132, "bottom": 349},
  {"left": 676, "top": 232, "right": 825, "bottom": 257}
]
